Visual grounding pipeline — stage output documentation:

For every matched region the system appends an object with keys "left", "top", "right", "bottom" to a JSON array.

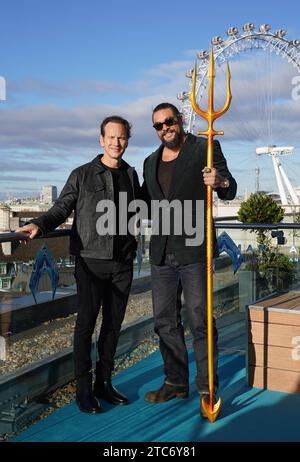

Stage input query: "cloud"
[
  {"left": 189, "top": 53, "right": 300, "bottom": 144},
  {"left": 1, "top": 50, "right": 300, "bottom": 197},
  {"left": 145, "top": 60, "right": 191, "bottom": 79},
  {"left": 0, "top": 98, "right": 167, "bottom": 152},
  {"left": 0, "top": 158, "right": 60, "bottom": 172},
  {"left": 0, "top": 175, "right": 40, "bottom": 182},
  {"left": 0, "top": 104, "right": 103, "bottom": 149},
  {"left": 9, "top": 79, "right": 128, "bottom": 98}
]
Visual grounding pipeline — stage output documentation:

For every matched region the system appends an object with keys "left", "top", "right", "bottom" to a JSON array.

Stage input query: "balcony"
[{"left": 1, "top": 221, "right": 300, "bottom": 443}]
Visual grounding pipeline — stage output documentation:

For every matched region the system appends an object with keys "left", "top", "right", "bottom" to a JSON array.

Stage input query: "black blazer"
[{"left": 142, "top": 133, "right": 237, "bottom": 265}]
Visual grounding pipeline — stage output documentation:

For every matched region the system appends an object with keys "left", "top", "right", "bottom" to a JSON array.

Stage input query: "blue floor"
[{"left": 13, "top": 350, "right": 300, "bottom": 442}]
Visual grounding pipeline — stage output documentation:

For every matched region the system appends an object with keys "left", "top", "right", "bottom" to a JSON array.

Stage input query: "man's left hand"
[{"left": 202, "top": 167, "right": 223, "bottom": 189}]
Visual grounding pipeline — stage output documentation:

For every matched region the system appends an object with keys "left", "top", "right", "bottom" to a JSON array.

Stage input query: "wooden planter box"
[{"left": 247, "top": 291, "right": 300, "bottom": 394}]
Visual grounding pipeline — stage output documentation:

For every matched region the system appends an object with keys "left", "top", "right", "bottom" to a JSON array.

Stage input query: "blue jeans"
[{"left": 151, "top": 254, "right": 219, "bottom": 394}]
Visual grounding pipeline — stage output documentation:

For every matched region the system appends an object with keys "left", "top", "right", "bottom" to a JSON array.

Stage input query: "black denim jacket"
[{"left": 31, "top": 155, "right": 141, "bottom": 259}]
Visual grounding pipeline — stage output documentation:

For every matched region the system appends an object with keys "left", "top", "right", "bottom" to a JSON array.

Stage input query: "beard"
[{"left": 161, "top": 129, "right": 185, "bottom": 149}]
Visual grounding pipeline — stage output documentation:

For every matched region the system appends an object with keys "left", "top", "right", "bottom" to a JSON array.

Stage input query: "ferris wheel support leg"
[
  {"left": 277, "top": 163, "right": 299, "bottom": 205},
  {"left": 272, "top": 156, "right": 288, "bottom": 205}
]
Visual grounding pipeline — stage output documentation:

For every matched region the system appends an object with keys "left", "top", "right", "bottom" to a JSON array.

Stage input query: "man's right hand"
[{"left": 15, "top": 223, "right": 40, "bottom": 239}]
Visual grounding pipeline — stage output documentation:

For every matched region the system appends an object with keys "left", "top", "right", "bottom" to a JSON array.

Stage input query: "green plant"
[
  {"left": 238, "top": 193, "right": 284, "bottom": 245},
  {"left": 292, "top": 207, "right": 300, "bottom": 239},
  {"left": 238, "top": 193, "right": 295, "bottom": 293},
  {"left": 250, "top": 249, "right": 296, "bottom": 292}
]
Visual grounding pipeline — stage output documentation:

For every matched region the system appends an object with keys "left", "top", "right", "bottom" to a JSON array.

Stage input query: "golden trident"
[{"left": 190, "top": 49, "right": 232, "bottom": 423}]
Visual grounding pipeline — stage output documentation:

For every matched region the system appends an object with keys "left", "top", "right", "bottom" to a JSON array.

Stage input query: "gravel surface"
[
  {"left": 0, "top": 288, "right": 155, "bottom": 441},
  {"left": 0, "top": 282, "right": 239, "bottom": 441},
  {"left": 0, "top": 289, "right": 153, "bottom": 376}
]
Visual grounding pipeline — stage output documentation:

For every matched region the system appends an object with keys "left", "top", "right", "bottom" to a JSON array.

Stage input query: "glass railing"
[
  {"left": 0, "top": 229, "right": 152, "bottom": 439},
  {"left": 2, "top": 222, "right": 299, "bottom": 374},
  {"left": 1, "top": 221, "right": 300, "bottom": 438},
  {"left": 0, "top": 230, "right": 152, "bottom": 374},
  {"left": 0, "top": 231, "right": 75, "bottom": 374},
  {"left": 214, "top": 222, "right": 300, "bottom": 312}
]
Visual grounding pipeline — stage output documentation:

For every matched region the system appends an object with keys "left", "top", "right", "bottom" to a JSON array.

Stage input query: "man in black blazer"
[{"left": 142, "top": 102, "right": 237, "bottom": 414}]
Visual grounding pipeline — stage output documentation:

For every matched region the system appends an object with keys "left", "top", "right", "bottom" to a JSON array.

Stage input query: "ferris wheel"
[{"left": 178, "top": 23, "right": 300, "bottom": 133}]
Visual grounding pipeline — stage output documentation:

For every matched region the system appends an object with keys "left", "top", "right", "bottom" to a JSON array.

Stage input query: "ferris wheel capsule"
[
  {"left": 177, "top": 92, "right": 189, "bottom": 101},
  {"left": 179, "top": 21, "right": 300, "bottom": 136},
  {"left": 243, "top": 23, "right": 255, "bottom": 32},
  {"left": 197, "top": 50, "right": 209, "bottom": 60},
  {"left": 227, "top": 27, "right": 238, "bottom": 36},
  {"left": 259, "top": 24, "right": 271, "bottom": 33},
  {"left": 211, "top": 36, "right": 223, "bottom": 46},
  {"left": 275, "top": 29, "right": 287, "bottom": 38},
  {"left": 185, "top": 69, "right": 193, "bottom": 78}
]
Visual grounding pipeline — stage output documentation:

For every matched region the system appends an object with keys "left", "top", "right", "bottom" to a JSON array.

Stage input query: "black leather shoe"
[
  {"left": 94, "top": 379, "right": 129, "bottom": 405},
  {"left": 144, "top": 383, "right": 189, "bottom": 403},
  {"left": 76, "top": 392, "right": 102, "bottom": 414}
]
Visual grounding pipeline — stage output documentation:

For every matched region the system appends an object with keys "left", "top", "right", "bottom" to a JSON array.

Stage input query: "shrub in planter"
[{"left": 238, "top": 193, "right": 295, "bottom": 293}]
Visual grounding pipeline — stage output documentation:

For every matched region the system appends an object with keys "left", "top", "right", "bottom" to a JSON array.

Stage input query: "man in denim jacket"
[{"left": 17, "top": 116, "right": 140, "bottom": 414}]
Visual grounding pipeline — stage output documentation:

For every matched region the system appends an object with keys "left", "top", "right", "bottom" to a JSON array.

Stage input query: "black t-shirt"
[
  {"left": 157, "top": 157, "right": 178, "bottom": 255},
  {"left": 157, "top": 157, "right": 177, "bottom": 198},
  {"left": 84, "top": 161, "right": 137, "bottom": 273}
]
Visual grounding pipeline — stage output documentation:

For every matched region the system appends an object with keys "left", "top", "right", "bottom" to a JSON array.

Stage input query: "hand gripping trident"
[{"left": 190, "top": 49, "right": 232, "bottom": 423}]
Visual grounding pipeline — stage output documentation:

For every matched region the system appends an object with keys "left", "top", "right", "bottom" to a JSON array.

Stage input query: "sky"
[{"left": 1, "top": 0, "right": 300, "bottom": 200}]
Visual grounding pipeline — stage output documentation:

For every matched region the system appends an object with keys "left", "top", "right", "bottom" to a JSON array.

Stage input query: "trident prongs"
[
  {"left": 190, "top": 49, "right": 232, "bottom": 137},
  {"left": 189, "top": 49, "right": 232, "bottom": 423}
]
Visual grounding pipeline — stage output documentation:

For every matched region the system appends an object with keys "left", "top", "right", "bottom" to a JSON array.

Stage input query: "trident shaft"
[{"left": 190, "top": 49, "right": 232, "bottom": 423}]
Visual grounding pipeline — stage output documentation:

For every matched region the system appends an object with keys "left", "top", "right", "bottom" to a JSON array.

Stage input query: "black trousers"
[
  {"left": 151, "top": 254, "right": 219, "bottom": 394},
  {"left": 73, "top": 257, "right": 133, "bottom": 380}
]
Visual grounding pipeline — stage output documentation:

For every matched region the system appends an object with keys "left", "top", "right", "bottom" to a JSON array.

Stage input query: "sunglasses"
[{"left": 152, "top": 117, "right": 179, "bottom": 131}]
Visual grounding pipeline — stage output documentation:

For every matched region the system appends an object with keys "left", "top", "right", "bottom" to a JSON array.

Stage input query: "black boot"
[
  {"left": 76, "top": 372, "right": 101, "bottom": 414},
  {"left": 94, "top": 377, "right": 129, "bottom": 405}
]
